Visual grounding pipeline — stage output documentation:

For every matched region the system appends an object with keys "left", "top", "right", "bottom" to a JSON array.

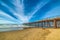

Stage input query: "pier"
[{"left": 23, "top": 17, "right": 60, "bottom": 28}]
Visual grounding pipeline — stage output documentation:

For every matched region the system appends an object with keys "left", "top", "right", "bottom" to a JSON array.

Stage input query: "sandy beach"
[{"left": 0, "top": 28, "right": 60, "bottom": 40}]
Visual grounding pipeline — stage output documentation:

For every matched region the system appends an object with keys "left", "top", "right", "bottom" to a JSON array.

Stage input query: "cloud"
[
  {"left": 11, "top": 0, "right": 29, "bottom": 23},
  {"left": 0, "top": 20, "right": 15, "bottom": 24},
  {"left": 0, "top": 10, "right": 20, "bottom": 22},
  {"left": 43, "top": 6, "right": 60, "bottom": 19},
  {"left": 0, "top": 1, "right": 29, "bottom": 23},
  {"left": 27, "top": 0, "right": 50, "bottom": 20},
  {"left": 0, "top": 0, "right": 36, "bottom": 23}
]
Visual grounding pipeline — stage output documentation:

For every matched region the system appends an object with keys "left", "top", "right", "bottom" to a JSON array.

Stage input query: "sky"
[{"left": 0, "top": 0, "right": 60, "bottom": 24}]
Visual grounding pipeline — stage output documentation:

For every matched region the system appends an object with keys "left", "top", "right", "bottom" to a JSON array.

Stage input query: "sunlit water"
[
  {"left": 0, "top": 27, "right": 23, "bottom": 32},
  {"left": 0, "top": 24, "right": 25, "bottom": 32}
]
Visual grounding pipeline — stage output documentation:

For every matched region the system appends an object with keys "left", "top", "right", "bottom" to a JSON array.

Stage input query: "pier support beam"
[
  {"left": 40, "top": 22, "right": 43, "bottom": 28},
  {"left": 54, "top": 19, "right": 57, "bottom": 28},
  {"left": 48, "top": 21, "right": 50, "bottom": 28}
]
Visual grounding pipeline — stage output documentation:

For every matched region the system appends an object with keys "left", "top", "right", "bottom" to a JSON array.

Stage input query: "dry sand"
[
  {"left": 0, "top": 28, "right": 60, "bottom": 40},
  {"left": 46, "top": 28, "right": 60, "bottom": 40}
]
